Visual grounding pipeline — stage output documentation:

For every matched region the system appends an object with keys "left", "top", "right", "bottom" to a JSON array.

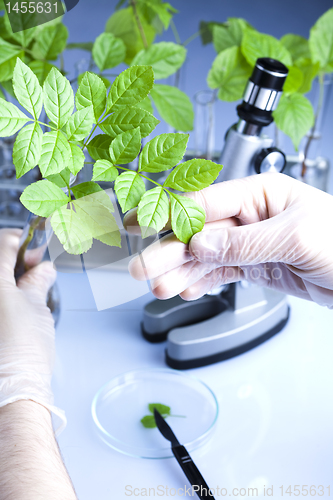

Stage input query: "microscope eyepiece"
[{"left": 237, "top": 57, "right": 289, "bottom": 132}]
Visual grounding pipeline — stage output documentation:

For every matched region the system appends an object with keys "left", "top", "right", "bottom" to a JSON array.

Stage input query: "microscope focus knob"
[{"left": 255, "top": 147, "right": 286, "bottom": 174}]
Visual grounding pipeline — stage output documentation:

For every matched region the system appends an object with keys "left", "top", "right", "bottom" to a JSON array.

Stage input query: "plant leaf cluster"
[
  {"left": 140, "top": 403, "right": 171, "bottom": 428},
  {"left": 204, "top": 8, "right": 333, "bottom": 149},
  {"left": 0, "top": 59, "right": 223, "bottom": 254}
]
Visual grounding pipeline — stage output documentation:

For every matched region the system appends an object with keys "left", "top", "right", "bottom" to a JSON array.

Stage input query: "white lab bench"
[{"left": 53, "top": 268, "right": 333, "bottom": 500}]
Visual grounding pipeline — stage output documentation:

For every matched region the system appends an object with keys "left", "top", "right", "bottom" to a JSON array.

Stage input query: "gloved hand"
[
  {"left": 0, "top": 228, "right": 66, "bottom": 433},
  {"left": 125, "top": 173, "right": 333, "bottom": 308}
]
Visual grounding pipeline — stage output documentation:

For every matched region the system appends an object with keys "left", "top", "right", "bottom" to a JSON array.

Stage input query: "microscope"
[{"left": 141, "top": 58, "right": 290, "bottom": 369}]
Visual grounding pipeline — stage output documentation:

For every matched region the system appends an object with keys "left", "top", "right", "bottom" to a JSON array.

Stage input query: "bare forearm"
[{"left": 0, "top": 401, "right": 77, "bottom": 500}]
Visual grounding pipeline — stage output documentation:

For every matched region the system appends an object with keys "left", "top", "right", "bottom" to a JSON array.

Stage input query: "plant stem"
[
  {"left": 116, "top": 165, "right": 162, "bottom": 187},
  {"left": 82, "top": 123, "right": 99, "bottom": 149},
  {"left": 170, "top": 19, "right": 181, "bottom": 44},
  {"left": 169, "top": 414, "right": 186, "bottom": 418},
  {"left": 14, "top": 215, "right": 43, "bottom": 279},
  {"left": 183, "top": 30, "right": 201, "bottom": 47},
  {"left": 38, "top": 121, "right": 58, "bottom": 131},
  {"left": 130, "top": 0, "right": 148, "bottom": 49},
  {"left": 301, "top": 72, "right": 325, "bottom": 177}
]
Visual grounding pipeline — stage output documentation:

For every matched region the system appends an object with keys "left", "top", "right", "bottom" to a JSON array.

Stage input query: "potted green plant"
[{"left": 201, "top": 7, "right": 333, "bottom": 190}]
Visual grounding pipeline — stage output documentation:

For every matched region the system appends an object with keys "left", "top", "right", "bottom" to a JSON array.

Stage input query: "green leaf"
[
  {"left": 138, "top": 187, "right": 169, "bottom": 238},
  {"left": 164, "top": 159, "right": 222, "bottom": 192},
  {"left": 109, "top": 128, "right": 141, "bottom": 164},
  {"left": 75, "top": 72, "right": 106, "bottom": 123},
  {"left": 283, "top": 66, "right": 304, "bottom": 94},
  {"left": 13, "top": 122, "right": 42, "bottom": 179},
  {"left": 20, "top": 179, "right": 70, "bottom": 217},
  {"left": 68, "top": 143, "right": 85, "bottom": 176},
  {"left": 92, "top": 33, "right": 126, "bottom": 71},
  {"left": 138, "top": 0, "right": 177, "bottom": 30},
  {"left": 3, "top": 12, "right": 36, "bottom": 47},
  {"left": 100, "top": 107, "right": 159, "bottom": 139},
  {"left": 213, "top": 18, "right": 253, "bottom": 53},
  {"left": 92, "top": 160, "right": 119, "bottom": 182},
  {"left": 148, "top": 403, "right": 171, "bottom": 415},
  {"left": 0, "top": 38, "right": 24, "bottom": 83},
  {"left": 207, "top": 46, "right": 251, "bottom": 102},
  {"left": 139, "top": 133, "right": 189, "bottom": 173},
  {"left": 295, "top": 58, "right": 320, "bottom": 94},
  {"left": 309, "top": 8, "right": 333, "bottom": 72},
  {"left": 134, "top": 95, "right": 154, "bottom": 114},
  {"left": 0, "top": 88, "right": 4, "bottom": 100},
  {"left": 72, "top": 181, "right": 105, "bottom": 200},
  {"left": 106, "top": 65, "right": 154, "bottom": 113},
  {"left": 241, "top": 30, "right": 292, "bottom": 67},
  {"left": 0, "top": 80, "right": 14, "bottom": 97},
  {"left": 73, "top": 190, "right": 121, "bottom": 247},
  {"left": 86, "top": 134, "right": 112, "bottom": 161},
  {"left": 39, "top": 131, "right": 71, "bottom": 177},
  {"left": 0, "top": 98, "right": 30, "bottom": 137},
  {"left": 66, "top": 42, "right": 93, "bottom": 51},
  {"left": 13, "top": 59, "right": 43, "bottom": 120},
  {"left": 46, "top": 168, "right": 71, "bottom": 188},
  {"left": 66, "top": 106, "right": 94, "bottom": 141},
  {"left": 140, "top": 415, "right": 157, "bottom": 428},
  {"left": 51, "top": 205, "right": 93, "bottom": 255},
  {"left": 170, "top": 194, "right": 206, "bottom": 244},
  {"left": 32, "top": 23, "right": 69, "bottom": 61},
  {"left": 273, "top": 93, "right": 314, "bottom": 150},
  {"left": 105, "top": 7, "right": 156, "bottom": 65},
  {"left": 131, "top": 42, "right": 186, "bottom": 79},
  {"left": 199, "top": 21, "right": 225, "bottom": 45},
  {"left": 44, "top": 67, "right": 74, "bottom": 129},
  {"left": 280, "top": 34, "right": 310, "bottom": 63},
  {"left": 114, "top": 171, "right": 145, "bottom": 212},
  {"left": 28, "top": 61, "right": 55, "bottom": 86},
  {"left": 150, "top": 84, "right": 194, "bottom": 132}
]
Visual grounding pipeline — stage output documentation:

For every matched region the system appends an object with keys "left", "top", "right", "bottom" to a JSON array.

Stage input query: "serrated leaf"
[
  {"left": 295, "top": 58, "right": 320, "bottom": 94},
  {"left": 13, "top": 59, "right": 42, "bottom": 120},
  {"left": 150, "top": 84, "right": 194, "bottom": 132},
  {"left": 273, "top": 93, "right": 314, "bottom": 150},
  {"left": 0, "top": 38, "right": 24, "bottom": 83},
  {"left": 71, "top": 181, "right": 107, "bottom": 200},
  {"left": 66, "top": 106, "right": 94, "bottom": 141},
  {"left": 105, "top": 7, "right": 156, "bottom": 65},
  {"left": 20, "top": 179, "right": 70, "bottom": 217},
  {"left": 46, "top": 168, "right": 71, "bottom": 188},
  {"left": 92, "top": 32, "right": 126, "bottom": 71},
  {"left": 131, "top": 42, "right": 186, "bottom": 79},
  {"left": 92, "top": 160, "right": 119, "bottom": 182},
  {"left": 148, "top": 403, "right": 171, "bottom": 415},
  {"left": 44, "top": 68, "right": 74, "bottom": 129},
  {"left": 51, "top": 205, "right": 92, "bottom": 255},
  {"left": 283, "top": 66, "right": 303, "bottom": 94},
  {"left": 109, "top": 128, "right": 141, "bottom": 165},
  {"left": 106, "top": 65, "right": 154, "bottom": 112},
  {"left": 139, "top": 133, "right": 189, "bottom": 172},
  {"left": 39, "top": 130, "right": 71, "bottom": 177},
  {"left": 73, "top": 191, "right": 121, "bottom": 247},
  {"left": 138, "top": 187, "right": 169, "bottom": 238},
  {"left": 170, "top": 194, "right": 205, "bottom": 244},
  {"left": 114, "top": 171, "right": 145, "bottom": 212},
  {"left": 86, "top": 134, "right": 112, "bottom": 161},
  {"left": 164, "top": 159, "right": 222, "bottom": 192},
  {"left": 134, "top": 95, "right": 154, "bottom": 114},
  {"left": 68, "top": 143, "right": 85, "bottom": 176},
  {"left": 100, "top": 107, "right": 159, "bottom": 139},
  {"left": 207, "top": 46, "right": 252, "bottom": 102},
  {"left": 29, "top": 60, "right": 55, "bottom": 86},
  {"left": 280, "top": 34, "right": 310, "bottom": 63},
  {"left": 32, "top": 23, "right": 68, "bottom": 60},
  {"left": 140, "top": 415, "right": 157, "bottom": 428},
  {"left": 0, "top": 98, "right": 30, "bottom": 137},
  {"left": 309, "top": 8, "right": 333, "bottom": 72},
  {"left": 75, "top": 72, "right": 106, "bottom": 123},
  {"left": 13, "top": 122, "right": 42, "bottom": 178},
  {"left": 213, "top": 18, "right": 253, "bottom": 53},
  {"left": 241, "top": 30, "right": 292, "bottom": 67}
]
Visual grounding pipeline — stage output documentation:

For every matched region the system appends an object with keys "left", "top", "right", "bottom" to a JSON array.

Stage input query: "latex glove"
[
  {"left": 125, "top": 173, "right": 333, "bottom": 308},
  {"left": 0, "top": 228, "right": 66, "bottom": 434}
]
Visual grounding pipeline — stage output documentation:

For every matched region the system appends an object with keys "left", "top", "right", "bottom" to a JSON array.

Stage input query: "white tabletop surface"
[{"left": 53, "top": 268, "right": 333, "bottom": 500}]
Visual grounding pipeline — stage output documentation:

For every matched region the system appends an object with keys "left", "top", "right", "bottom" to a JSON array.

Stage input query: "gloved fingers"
[
  {"left": 17, "top": 261, "right": 56, "bottom": 305},
  {"left": 189, "top": 211, "right": 299, "bottom": 267},
  {"left": 0, "top": 228, "right": 22, "bottom": 285},
  {"left": 128, "top": 218, "right": 239, "bottom": 281},
  {"left": 179, "top": 266, "right": 244, "bottom": 301}
]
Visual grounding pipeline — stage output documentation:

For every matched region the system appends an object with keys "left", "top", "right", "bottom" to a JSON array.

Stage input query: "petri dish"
[{"left": 92, "top": 369, "right": 218, "bottom": 459}]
